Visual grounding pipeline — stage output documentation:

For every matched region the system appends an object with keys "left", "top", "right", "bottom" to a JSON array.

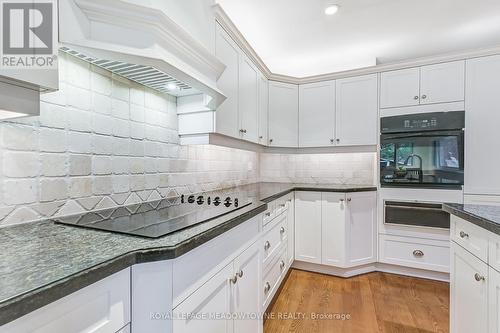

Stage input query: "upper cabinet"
[
  {"left": 258, "top": 75, "right": 269, "bottom": 146},
  {"left": 298, "top": 81, "right": 336, "bottom": 147},
  {"left": 335, "top": 74, "right": 378, "bottom": 146},
  {"left": 269, "top": 81, "right": 299, "bottom": 147},
  {"left": 238, "top": 56, "right": 259, "bottom": 143},
  {"left": 380, "top": 61, "right": 465, "bottom": 108}
]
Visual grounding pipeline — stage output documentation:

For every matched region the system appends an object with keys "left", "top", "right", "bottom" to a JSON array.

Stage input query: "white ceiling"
[{"left": 215, "top": 0, "right": 500, "bottom": 77}]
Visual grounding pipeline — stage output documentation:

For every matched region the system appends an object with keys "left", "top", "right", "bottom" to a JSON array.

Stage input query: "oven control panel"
[{"left": 381, "top": 111, "right": 464, "bottom": 133}]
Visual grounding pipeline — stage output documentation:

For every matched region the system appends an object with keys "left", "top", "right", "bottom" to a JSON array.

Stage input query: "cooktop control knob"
[
  {"left": 187, "top": 195, "right": 195, "bottom": 204},
  {"left": 213, "top": 196, "right": 221, "bottom": 206},
  {"left": 224, "top": 197, "right": 232, "bottom": 207},
  {"left": 196, "top": 196, "right": 204, "bottom": 205},
  {"left": 234, "top": 198, "right": 239, "bottom": 207},
  {"left": 181, "top": 194, "right": 185, "bottom": 203},
  {"left": 207, "top": 197, "right": 211, "bottom": 205}
]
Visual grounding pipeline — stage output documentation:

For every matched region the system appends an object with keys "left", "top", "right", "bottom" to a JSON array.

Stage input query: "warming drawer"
[{"left": 384, "top": 201, "right": 450, "bottom": 229}]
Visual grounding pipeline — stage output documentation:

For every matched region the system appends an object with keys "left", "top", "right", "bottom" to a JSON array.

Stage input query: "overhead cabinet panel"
[
  {"left": 298, "top": 81, "right": 336, "bottom": 147},
  {"left": 258, "top": 75, "right": 269, "bottom": 145},
  {"left": 335, "top": 74, "right": 378, "bottom": 146},
  {"left": 420, "top": 61, "right": 465, "bottom": 105},
  {"left": 239, "top": 56, "right": 259, "bottom": 143},
  {"left": 268, "top": 81, "right": 299, "bottom": 147},
  {"left": 380, "top": 68, "right": 420, "bottom": 108}
]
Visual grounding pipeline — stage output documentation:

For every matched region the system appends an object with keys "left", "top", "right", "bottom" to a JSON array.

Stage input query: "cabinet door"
[
  {"left": 490, "top": 267, "right": 500, "bottom": 333},
  {"left": 294, "top": 191, "right": 322, "bottom": 264},
  {"left": 450, "top": 242, "right": 488, "bottom": 333},
  {"left": 420, "top": 61, "right": 465, "bottom": 104},
  {"left": 239, "top": 56, "right": 259, "bottom": 143},
  {"left": 286, "top": 195, "right": 295, "bottom": 267},
  {"left": 335, "top": 74, "right": 378, "bottom": 146},
  {"left": 321, "top": 192, "right": 346, "bottom": 266},
  {"left": 232, "top": 242, "right": 262, "bottom": 333},
  {"left": 380, "top": 67, "right": 420, "bottom": 108},
  {"left": 465, "top": 55, "right": 500, "bottom": 196},
  {"left": 173, "top": 263, "right": 233, "bottom": 333},
  {"left": 215, "top": 23, "right": 239, "bottom": 138},
  {"left": 258, "top": 74, "right": 269, "bottom": 145},
  {"left": 345, "top": 192, "right": 377, "bottom": 267},
  {"left": 268, "top": 81, "right": 299, "bottom": 147},
  {"left": 298, "top": 81, "right": 335, "bottom": 147}
]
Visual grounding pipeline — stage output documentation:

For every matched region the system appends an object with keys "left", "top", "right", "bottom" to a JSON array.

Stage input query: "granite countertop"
[
  {"left": 443, "top": 203, "right": 500, "bottom": 235},
  {"left": 0, "top": 182, "right": 376, "bottom": 325}
]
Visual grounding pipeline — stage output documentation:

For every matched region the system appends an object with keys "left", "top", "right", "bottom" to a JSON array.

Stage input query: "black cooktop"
[{"left": 54, "top": 190, "right": 253, "bottom": 238}]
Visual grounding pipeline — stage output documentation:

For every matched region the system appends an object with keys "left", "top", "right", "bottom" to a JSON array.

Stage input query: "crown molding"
[{"left": 213, "top": 3, "right": 500, "bottom": 84}]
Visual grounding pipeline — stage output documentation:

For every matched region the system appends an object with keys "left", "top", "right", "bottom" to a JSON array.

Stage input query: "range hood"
[{"left": 59, "top": 0, "right": 226, "bottom": 109}]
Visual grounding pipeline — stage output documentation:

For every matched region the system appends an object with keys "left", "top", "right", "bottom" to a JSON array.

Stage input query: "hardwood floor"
[{"left": 264, "top": 269, "right": 449, "bottom": 333}]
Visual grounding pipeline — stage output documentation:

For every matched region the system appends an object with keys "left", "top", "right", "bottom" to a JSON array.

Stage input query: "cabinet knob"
[
  {"left": 347, "top": 198, "right": 352, "bottom": 202},
  {"left": 336, "top": 138, "right": 340, "bottom": 142},
  {"left": 412, "top": 250, "right": 424, "bottom": 257},
  {"left": 264, "top": 282, "right": 271, "bottom": 294},
  {"left": 264, "top": 241, "right": 271, "bottom": 251},
  {"left": 459, "top": 231, "right": 469, "bottom": 238},
  {"left": 265, "top": 212, "right": 271, "bottom": 217},
  {"left": 280, "top": 260, "right": 285, "bottom": 270},
  {"left": 243, "top": 129, "right": 247, "bottom": 133},
  {"left": 269, "top": 139, "right": 273, "bottom": 144},
  {"left": 259, "top": 136, "right": 263, "bottom": 139},
  {"left": 229, "top": 274, "right": 238, "bottom": 284},
  {"left": 330, "top": 139, "right": 334, "bottom": 144},
  {"left": 237, "top": 269, "right": 244, "bottom": 278},
  {"left": 421, "top": 95, "right": 427, "bottom": 100},
  {"left": 340, "top": 198, "right": 345, "bottom": 202},
  {"left": 280, "top": 226, "right": 285, "bottom": 234},
  {"left": 474, "top": 273, "right": 485, "bottom": 282},
  {"left": 414, "top": 95, "right": 419, "bottom": 100}
]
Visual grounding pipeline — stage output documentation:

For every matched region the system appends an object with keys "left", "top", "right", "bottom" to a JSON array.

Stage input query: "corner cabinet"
[
  {"left": 268, "top": 81, "right": 299, "bottom": 147},
  {"left": 295, "top": 191, "right": 377, "bottom": 268}
]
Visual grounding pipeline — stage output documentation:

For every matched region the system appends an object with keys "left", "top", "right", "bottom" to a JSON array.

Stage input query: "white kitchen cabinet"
[
  {"left": 294, "top": 191, "right": 322, "bottom": 264},
  {"left": 346, "top": 192, "right": 377, "bottom": 266},
  {"left": 465, "top": 55, "right": 500, "bottom": 196},
  {"left": 420, "top": 61, "right": 465, "bottom": 105},
  {"left": 0, "top": 269, "right": 131, "bottom": 333},
  {"left": 450, "top": 242, "right": 488, "bottom": 333},
  {"left": 173, "top": 263, "right": 233, "bottom": 333},
  {"left": 285, "top": 195, "right": 295, "bottom": 267},
  {"left": 321, "top": 192, "right": 347, "bottom": 266},
  {"left": 380, "top": 67, "right": 420, "bottom": 108},
  {"left": 258, "top": 74, "right": 269, "bottom": 145},
  {"left": 215, "top": 23, "right": 239, "bottom": 138},
  {"left": 233, "top": 242, "right": 262, "bottom": 333},
  {"left": 380, "top": 61, "right": 464, "bottom": 108},
  {"left": 335, "top": 74, "right": 378, "bottom": 146},
  {"left": 268, "top": 81, "right": 299, "bottom": 147},
  {"left": 238, "top": 56, "right": 259, "bottom": 143},
  {"left": 298, "top": 81, "right": 336, "bottom": 147},
  {"left": 490, "top": 267, "right": 500, "bottom": 333}
]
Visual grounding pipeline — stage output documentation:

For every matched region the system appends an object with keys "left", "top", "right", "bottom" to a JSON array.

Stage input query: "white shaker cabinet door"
[
  {"left": 258, "top": 74, "right": 269, "bottom": 146},
  {"left": 268, "top": 81, "right": 299, "bottom": 147},
  {"left": 380, "top": 67, "right": 420, "bottom": 108},
  {"left": 232, "top": 242, "right": 262, "bottom": 333},
  {"left": 215, "top": 23, "right": 239, "bottom": 138},
  {"left": 321, "top": 192, "right": 347, "bottom": 267},
  {"left": 298, "top": 81, "right": 335, "bottom": 147},
  {"left": 490, "top": 267, "right": 500, "bottom": 333},
  {"left": 419, "top": 61, "right": 465, "bottom": 105},
  {"left": 173, "top": 263, "right": 233, "bottom": 333},
  {"left": 238, "top": 56, "right": 259, "bottom": 143},
  {"left": 335, "top": 74, "right": 378, "bottom": 146},
  {"left": 294, "top": 191, "right": 322, "bottom": 264},
  {"left": 450, "top": 242, "right": 488, "bottom": 333},
  {"left": 286, "top": 195, "right": 295, "bottom": 267}
]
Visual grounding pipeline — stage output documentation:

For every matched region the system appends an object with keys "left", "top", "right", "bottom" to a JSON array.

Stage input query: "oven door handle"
[{"left": 384, "top": 204, "right": 443, "bottom": 213}]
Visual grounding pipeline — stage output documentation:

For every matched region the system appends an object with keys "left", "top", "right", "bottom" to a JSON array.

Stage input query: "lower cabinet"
[
  {"left": 173, "top": 241, "right": 262, "bottom": 333},
  {"left": 295, "top": 191, "right": 377, "bottom": 268},
  {"left": 490, "top": 267, "right": 500, "bottom": 333}
]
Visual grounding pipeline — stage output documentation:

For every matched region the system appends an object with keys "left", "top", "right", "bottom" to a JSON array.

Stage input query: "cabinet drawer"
[
  {"left": 379, "top": 235, "right": 450, "bottom": 272},
  {"left": 262, "top": 201, "right": 276, "bottom": 226},
  {"left": 262, "top": 249, "right": 287, "bottom": 310},
  {"left": 451, "top": 215, "right": 488, "bottom": 262},
  {"left": 262, "top": 214, "right": 287, "bottom": 267},
  {"left": 0, "top": 269, "right": 131, "bottom": 333}
]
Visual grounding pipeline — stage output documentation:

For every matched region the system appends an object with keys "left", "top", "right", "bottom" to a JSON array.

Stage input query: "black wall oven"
[{"left": 380, "top": 111, "right": 464, "bottom": 189}]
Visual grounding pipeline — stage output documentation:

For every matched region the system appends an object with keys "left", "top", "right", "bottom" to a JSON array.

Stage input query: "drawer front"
[
  {"left": 0, "top": 269, "right": 131, "bottom": 333},
  {"left": 451, "top": 215, "right": 489, "bottom": 262},
  {"left": 262, "top": 201, "right": 276, "bottom": 226},
  {"left": 262, "top": 214, "right": 287, "bottom": 267},
  {"left": 379, "top": 235, "right": 450, "bottom": 272},
  {"left": 262, "top": 249, "right": 287, "bottom": 310}
]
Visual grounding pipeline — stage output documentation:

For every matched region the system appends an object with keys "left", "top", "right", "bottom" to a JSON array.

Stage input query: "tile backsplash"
[
  {"left": 260, "top": 152, "right": 377, "bottom": 185},
  {"left": 0, "top": 53, "right": 259, "bottom": 226}
]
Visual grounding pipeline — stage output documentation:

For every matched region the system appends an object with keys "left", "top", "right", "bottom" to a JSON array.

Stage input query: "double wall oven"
[{"left": 380, "top": 111, "right": 465, "bottom": 230}]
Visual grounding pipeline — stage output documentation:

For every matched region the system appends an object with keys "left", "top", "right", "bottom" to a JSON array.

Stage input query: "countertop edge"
[{"left": 443, "top": 203, "right": 500, "bottom": 235}]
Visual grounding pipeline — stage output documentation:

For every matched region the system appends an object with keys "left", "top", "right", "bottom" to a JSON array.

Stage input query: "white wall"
[{"left": 0, "top": 53, "right": 259, "bottom": 226}]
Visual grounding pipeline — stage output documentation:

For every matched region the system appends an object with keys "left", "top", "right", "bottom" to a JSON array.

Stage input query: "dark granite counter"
[
  {"left": 0, "top": 182, "right": 375, "bottom": 325},
  {"left": 443, "top": 203, "right": 500, "bottom": 235}
]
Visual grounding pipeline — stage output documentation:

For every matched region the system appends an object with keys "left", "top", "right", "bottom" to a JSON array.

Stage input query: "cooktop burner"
[{"left": 54, "top": 190, "right": 253, "bottom": 238}]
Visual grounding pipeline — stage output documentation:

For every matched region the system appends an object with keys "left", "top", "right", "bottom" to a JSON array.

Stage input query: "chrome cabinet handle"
[
  {"left": 474, "top": 273, "right": 485, "bottom": 282},
  {"left": 265, "top": 212, "right": 271, "bottom": 217},
  {"left": 330, "top": 139, "right": 334, "bottom": 144},
  {"left": 347, "top": 198, "right": 352, "bottom": 202},
  {"left": 413, "top": 250, "right": 424, "bottom": 257},
  {"left": 280, "top": 260, "right": 285, "bottom": 270},
  {"left": 279, "top": 203, "right": 286, "bottom": 208},
  {"left": 280, "top": 227, "right": 285, "bottom": 234},
  {"left": 421, "top": 95, "right": 427, "bottom": 99},
  {"left": 237, "top": 269, "right": 243, "bottom": 278},
  {"left": 264, "top": 282, "right": 271, "bottom": 294},
  {"left": 459, "top": 231, "right": 469, "bottom": 238},
  {"left": 414, "top": 95, "right": 419, "bottom": 100},
  {"left": 340, "top": 198, "right": 345, "bottom": 202},
  {"left": 229, "top": 274, "right": 238, "bottom": 284},
  {"left": 336, "top": 138, "right": 340, "bottom": 142},
  {"left": 259, "top": 136, "right": 263, "bottom": 139},
  {"left": 269, "top": 139, "right": 273, "bottom": 143},
  {"left": 264, "top": 241, "right": 271, "bottom": 251}
]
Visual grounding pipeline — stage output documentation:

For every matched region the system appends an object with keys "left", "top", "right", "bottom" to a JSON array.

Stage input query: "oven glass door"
[{"left": 380, "top": 130, "right": 464, "bottom": 187}]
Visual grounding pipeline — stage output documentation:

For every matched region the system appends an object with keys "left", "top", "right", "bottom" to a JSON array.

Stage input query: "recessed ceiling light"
[
  {"left": 325, "top": 4, "right": 339, "bottom": 15},
  {"left": 166, "top": 83, "right": 178, "bottom": 91}
]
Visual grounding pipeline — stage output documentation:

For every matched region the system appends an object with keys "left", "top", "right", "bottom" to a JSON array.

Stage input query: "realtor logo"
[{"left": 0, "top": 0, "right": 57, "bottom": 69}]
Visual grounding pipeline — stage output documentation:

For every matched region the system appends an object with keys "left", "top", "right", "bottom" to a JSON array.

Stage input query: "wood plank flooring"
[{"left": 264, "top": 269, "right": 449, "bottom": 333}]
